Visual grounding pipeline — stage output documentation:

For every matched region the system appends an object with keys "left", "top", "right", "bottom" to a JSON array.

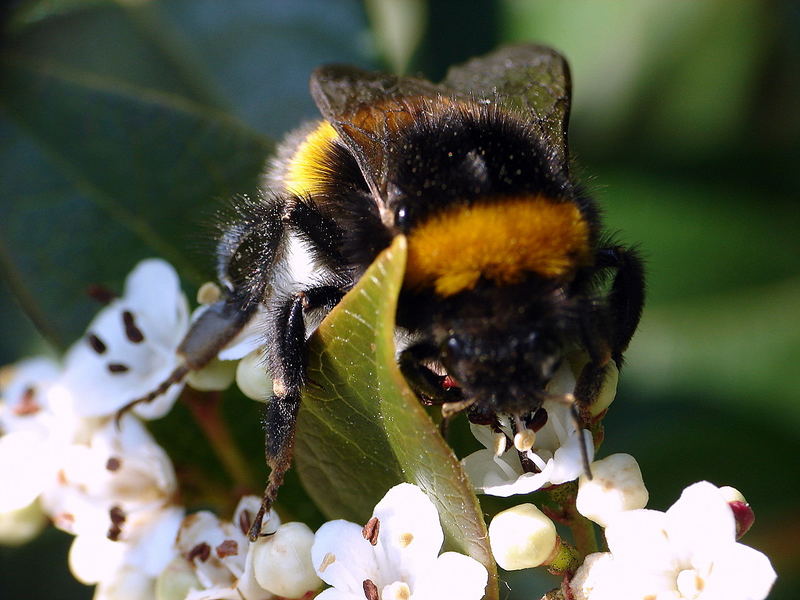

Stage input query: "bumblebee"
[{"left": 131, "top": 45, "right": 645, "bottom": 539}]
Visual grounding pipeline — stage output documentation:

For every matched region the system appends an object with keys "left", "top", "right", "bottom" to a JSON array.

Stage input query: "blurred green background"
[{"left": 0, "top": 0, "right": 797, "bottom": 598}]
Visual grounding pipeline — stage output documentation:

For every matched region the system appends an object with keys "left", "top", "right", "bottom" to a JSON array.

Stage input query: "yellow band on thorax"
[{"left": 284, "top": 121, "right": 339, "bottom": 197}]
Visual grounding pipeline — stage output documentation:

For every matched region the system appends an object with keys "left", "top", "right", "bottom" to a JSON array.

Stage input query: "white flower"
[
  {"left": 175, "top": 496, "right": 282, "bottom": 600},
  {"left": 41, "top": 415, "right": 177, "bottom": 537},
  {"left": 62, "top": 259, "right": 190, "bottom": 420},
  {"left": 35, "top": 414, "right": 183, "bottom": 590},
  {"left": 570, "top": 481, "right": 777, "bottom": 600},
  {"left": 576, "top": 453, "right": 649, "bottom": 527},
  {"left": 461, "top": 359, "right": 609, "bottom": 497},
  {"left": 0, "top": 356, "right": 61, "bottom": 434},
  {"left": 311, "top": 483, "right": 488, "bottom": 600},
  {"left": 461, "top": 402, "right": 594, "bottom": 497},
  {"left": 0, "top": 357, "right": 84, "bottom": 513}
]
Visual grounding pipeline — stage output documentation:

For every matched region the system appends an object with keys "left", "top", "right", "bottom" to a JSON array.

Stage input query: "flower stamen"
[
  {"left": 362, "top": 516, "right": 380, "bottom": 546},
  {"left": 363, "top": 578, "right": 379, "bottom": 600}
]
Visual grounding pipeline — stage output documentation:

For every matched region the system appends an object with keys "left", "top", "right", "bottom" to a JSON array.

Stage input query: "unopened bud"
[
  {"left": 186, "top": 358, "right": 236, "bottom": 392},
  {"left": 488, "top": 503, "right": 557, "bottom": 570},
  {"left": 719, "top": 485, "right": 746, "bottom": 504},
  {"left": 719, "top": 486, "right": 755, "bottom": 539},
  {"left": 196, "top": 282, "right": 222, "bottom": 305},
  {"left": 576, "top": 453, "right": 648, "bottom": 527},
  {"left": 155, "top": 556, "right": 201, "bottom": 600},
  {"left": 0, "top": 499, "right": 47, "bottom": 546},
  {"left": 252, "top": 522, "right": 322, "bottom": 597},
  {"left": 236, "top": 350, "right": 272, "bottom": 402}
]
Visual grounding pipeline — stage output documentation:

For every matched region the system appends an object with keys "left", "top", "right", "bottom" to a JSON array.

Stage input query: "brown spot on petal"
[
  {"left": 363, "top": 579, "right": 379, "bottom": 600},
  {"left": 109, "top": 505, "right": 126, "bottom": 526},
  {"left": 216, "top": 539, "right": 238, "bottom": 558},
  {"left": 362, "top": 516, "right": 380, "bottom": 546},
  {"left": 107, "top": 524, "right": 122, "bottom": 541},
  {"left": 399, "top": 532, "right": 414, "bottom": 547},
  {"left": 13, "top": 386, "right": 40, "bottom": 416},
  {"left": 87, "top": 333, "right": 107, "bottom": 354},
  {"left": 188, "top": 542, "right": 211, "bottom": 562},
  {"left": 107, "top": 363, "right": 130, "bottom": 374},
  {"left": 106, "top": 456, "right": 122, "bottom": 471},
  {"left": 122, "top": 310, "right": 145, "bottom": 343},
  {"left": 107, "top": 507, "right": 126, "bottom": 541}
]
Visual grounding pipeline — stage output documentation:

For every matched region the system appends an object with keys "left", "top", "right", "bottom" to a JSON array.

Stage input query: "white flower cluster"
[
  {"left": 461, "top": 360, "right": 776, "bottom": 599},
  {"left": 0, "top": 260, "right": 310, "bottom": 600},
  {"left": 0, "top": 258, "right": 780, "bottom": 600}
]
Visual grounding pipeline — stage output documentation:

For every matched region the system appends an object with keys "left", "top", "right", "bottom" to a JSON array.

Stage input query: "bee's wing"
[
  {"left": 310, "top": 64, "right": 444, "bottom": 204},
  {"left": 443, "top": 44, "right": 572, "bottom": 169}
]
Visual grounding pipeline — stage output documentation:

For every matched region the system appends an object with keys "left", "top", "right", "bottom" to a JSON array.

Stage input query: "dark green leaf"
[
  {"left": 0, "top": 57, "right": 271, "bottom": 347},
  {"left": 0, "top": 0, "right": 373, "bottom": 350},
  {"left": 295, "top": 236, "right": 498, "bottom": 598}
]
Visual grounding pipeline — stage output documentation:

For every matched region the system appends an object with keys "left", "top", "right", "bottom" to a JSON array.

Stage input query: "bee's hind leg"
[{"left": 249, "top": 285, "right": 344, "bottom": 541}]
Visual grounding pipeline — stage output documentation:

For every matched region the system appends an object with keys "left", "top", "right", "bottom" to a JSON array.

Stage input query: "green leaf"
[
  {"left": 0, "top": 57, "right": 271, "bottom": 348},
  {"left": 0, "top": 0, "right": 373, "bottom": 351},
  {"left": 295, "top": 236, "right": 498, "bottom": 598}
]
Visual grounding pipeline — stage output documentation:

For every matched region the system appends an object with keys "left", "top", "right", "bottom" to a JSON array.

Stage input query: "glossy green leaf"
[
  {"left": 295, "top": 236, "right": 498, "bottom": 598},
  {"left": 0, "top": 57, "right": 271, "bottom": 347},
  {"left": 0, "top": 0, "right": 372, "bottom": 350}
]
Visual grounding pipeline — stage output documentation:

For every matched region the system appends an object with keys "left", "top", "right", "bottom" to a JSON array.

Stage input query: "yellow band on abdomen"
[{"left": 405, "top": 197, "right": 591, "bottom": 297}]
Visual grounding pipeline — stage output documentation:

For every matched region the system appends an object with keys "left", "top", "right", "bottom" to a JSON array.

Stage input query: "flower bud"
[
  {"left": 0, "top": 499, "right": 47, "bottom": 546},
  {"left": 236, "top": 350, "right": 272, "bottom": 401},
  {"left": 576, "top": 453, "right": 648, "bottom": 527},
  {"left": 252, "top": 521, "right": 322, "bottom": 597},
  {"left": 186, "top": 357, "right": 236, "bottom": 392},
  {"left": 488, "top": 503, "right": 557, "bottom": 570},
  {"left": 155, "top": 557, "right": 201, "bottom": 600},
  {"left": 719, "top": 486, "right": 755, "bottom": 539},
  {"left": 196, "top": 281, "right": 222, "bottom": 305}
]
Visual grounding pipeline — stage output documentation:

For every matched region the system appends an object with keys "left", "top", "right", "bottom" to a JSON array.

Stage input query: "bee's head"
[
  {"left": 438, "top": 323, "right": 566, "bottom": 415},
  {"left": 428, "top": 279, "right": 578, "bottom": 414}
]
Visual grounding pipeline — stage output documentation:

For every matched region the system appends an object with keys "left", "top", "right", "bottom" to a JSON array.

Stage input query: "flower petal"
[
  {"left": 371, "top": 483, "right": 443, "bottom": 585},
  {"left": 604, "top": 509, "right": 674, "bottom": 570},
  {"left": 413, "top": 551, "right": 487, "bottom": 600},
  {"left": 702, "top": 541, "right": 777, "bottom": 600},
  {"left": 312, "top": 520, "right": 378, "bottom": 593},
  {"left": 665, "top": 481, "right": 735, "bottom": 567}
]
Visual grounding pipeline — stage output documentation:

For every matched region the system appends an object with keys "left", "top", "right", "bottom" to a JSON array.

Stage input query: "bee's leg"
[
  {"left": 572, "top": 245, "right": 645, "bottom": 476},
  {"left": 576, "top": 245, "right": 646, "bottom": 410},
  {"left": 116, "top": 297, "right": 257, "bottom": 421},
  {"left": 249, "top": 284, "right": 344, "bottom": 541},
  {"left": 398, "top": 343, "right": 467, "bottom": 437},
  {"left": 398, "top": 343, "right": 464, "bottom": 405},
  {"left": 119, "top": 197, "right": 286, "bottom": 420},
  {"left": 596, "top": 245, "right": 646, "bottom": 363}
]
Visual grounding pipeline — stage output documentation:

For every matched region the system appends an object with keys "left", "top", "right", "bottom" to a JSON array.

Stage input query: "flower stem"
[
  {"left": 183, "top": 388, "right": 254, "bottom": 490},
  {"left": 546, "top": 482, "right": 600, "bottom": 558}
]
